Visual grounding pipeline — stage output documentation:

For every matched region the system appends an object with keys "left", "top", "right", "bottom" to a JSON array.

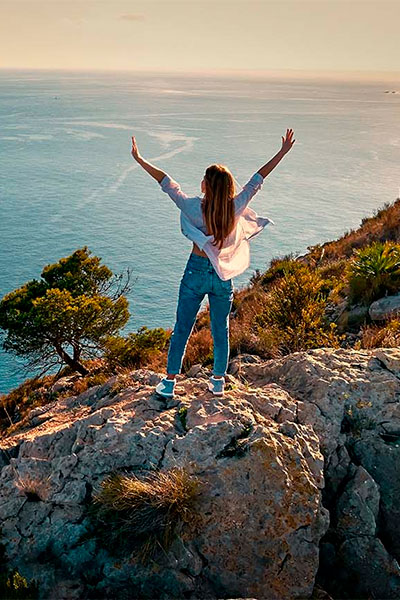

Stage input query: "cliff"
[{"left": 2, "top": 347, "right": 400, "bottom": 599}]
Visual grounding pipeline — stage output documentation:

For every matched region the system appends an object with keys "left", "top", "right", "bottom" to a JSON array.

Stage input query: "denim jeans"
[{"left": 167, "top": 254, "right": 234, "bottom": 377}]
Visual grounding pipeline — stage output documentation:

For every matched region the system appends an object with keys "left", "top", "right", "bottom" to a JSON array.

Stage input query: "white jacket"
[{"left": 159, "top": 172, "right": 274, "bottom": 281}]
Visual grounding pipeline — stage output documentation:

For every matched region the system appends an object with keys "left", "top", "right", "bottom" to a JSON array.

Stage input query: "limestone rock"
[
  {"left": 3, "top": 347, "right": 400, "bottom": 599},
  {"left": 0, "top": 372, "right": 327, "bottom": 600},
  {"left": 241, "top": 347, "right": 400, "bottom": 598}
]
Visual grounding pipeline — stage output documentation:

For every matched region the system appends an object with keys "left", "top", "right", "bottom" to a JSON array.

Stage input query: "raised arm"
[
  {"left": 131, "top": 135, "right": 166, "bottom": 183},
  {"left": 131, "top": 134, "right": 189, "bottom": 209},
  {"left": 257, "top": 128, "right": 295, "bottom": 178},
  {"left": 234, "top": 129, "right": 295, "bottom": 214}
]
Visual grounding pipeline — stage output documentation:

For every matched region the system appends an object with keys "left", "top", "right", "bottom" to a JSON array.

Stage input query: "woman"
[{"left": 131, "top": 129, "right": 295, "bottom": 397}]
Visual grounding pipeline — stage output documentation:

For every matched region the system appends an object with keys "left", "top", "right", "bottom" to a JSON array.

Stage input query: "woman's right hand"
[
  {"left": 131, "top": 135, "right": 141, "bottom": 161},
  {"left": 281, "top": 128, "right": 295, "bottom": 154}
]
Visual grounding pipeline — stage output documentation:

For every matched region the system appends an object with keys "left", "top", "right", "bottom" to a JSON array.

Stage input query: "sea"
[{"left": 1, "top": 69, "right": 399, "bottom": 393}]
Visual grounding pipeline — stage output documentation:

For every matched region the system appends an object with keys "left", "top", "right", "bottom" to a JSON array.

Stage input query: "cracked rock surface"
[
  {"left": 242, "top": 346, "right": 400, "bottom": 598},
  {"left": 1, "top": 347, "right": 400, "bottom": 598}
]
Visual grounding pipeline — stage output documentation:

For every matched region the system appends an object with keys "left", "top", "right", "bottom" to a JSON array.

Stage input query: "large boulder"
[{"left": 0, "top": 371, "right": 328, "bottom": 600}]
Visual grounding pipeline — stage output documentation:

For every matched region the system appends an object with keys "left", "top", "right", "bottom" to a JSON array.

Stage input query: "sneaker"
[
  {"left": 155, "top": 377, "right": 176, "bottom": 398},
  {"left": 208, "top": 376, "right": 225, "bottom": 397}
]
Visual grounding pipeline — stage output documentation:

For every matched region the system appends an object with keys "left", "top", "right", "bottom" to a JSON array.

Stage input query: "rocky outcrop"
[
  {"left": 1, "top": 347, "right": 400, "bottom": 599},
  {"left": 241, "top": 347, "right": 400, "bottom": 598},
  {"left": 369, "top": 292, "right": 400, "bottom": 320},
  {"left": 0, "top": 370, "right": 328, "bottom": 600}
]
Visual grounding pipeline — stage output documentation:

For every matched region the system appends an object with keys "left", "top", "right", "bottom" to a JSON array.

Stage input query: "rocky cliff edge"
[{"left": 2, "top": 347, "right": 400, "bottom": 599}]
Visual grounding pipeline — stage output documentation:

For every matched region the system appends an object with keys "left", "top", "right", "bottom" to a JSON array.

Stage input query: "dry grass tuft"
[
  {"left": 92, "top": 468, "right": 200, "bottom": 560},
  {"left": 356, "top": 318, "right": 400, "bottom": 349},
  {"left": 15, "top": 474, "right": 52, "bottom": 502}
]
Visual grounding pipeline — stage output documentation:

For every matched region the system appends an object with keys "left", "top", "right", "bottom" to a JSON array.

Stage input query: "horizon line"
[{"left": 1, "top": 66, "right": 400, "bottom": 82}]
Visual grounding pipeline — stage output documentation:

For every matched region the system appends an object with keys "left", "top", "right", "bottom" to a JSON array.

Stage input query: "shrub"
[
  {"left": 316, "top": 198, "right": 400, "bottom": 262},
  {"left": 256, "top": 264, "right": 340, "bottom": 353},
  {"left": 229, "top": 315, "right": 280, "bottom": 359},
  {"left": 183, "top": 328, "right": 213, "bottom": 371},
  {"left": 0, "top": 570, "right": 38, "bottom": 599},
  {"left": 356, "top": 318, "right": 400, "bottom": 349},
  {"left": 341, "top": 405, "right": 376, "bottom": 436},
  {"left": 316, "top": 258, "right": 349, "bottom": 298},
  {"left": 348, "top": 241, "right": 400, "bottom": 304},
  {"left": 258, "top": 254, "right": 299, "bottom": 288},
  {"left": 0, "top": 374, "right": 55, "bottom": 433},
  {"left": 92, "top": 468, "right": 200, "bottom": 560},
  {"left": 104, "top": 327, "right": 170, "bottom": 370}
]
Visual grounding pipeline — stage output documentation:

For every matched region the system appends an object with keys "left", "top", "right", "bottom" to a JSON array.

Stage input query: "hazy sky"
[{"left": 1, "top": 0, "right": 399, "bottom": 77}]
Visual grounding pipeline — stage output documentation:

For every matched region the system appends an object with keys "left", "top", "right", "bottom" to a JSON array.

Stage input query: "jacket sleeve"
[
  {"left": 234, "top": 172, "right": 264, "bottom": 215},
  {"left": 159, "top": 174, "right": 189, "bottom": 210}
]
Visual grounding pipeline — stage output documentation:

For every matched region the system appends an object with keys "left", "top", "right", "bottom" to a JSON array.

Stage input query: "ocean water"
[{"left": 1, "top": 69, "right": 399, "bottom": 393}]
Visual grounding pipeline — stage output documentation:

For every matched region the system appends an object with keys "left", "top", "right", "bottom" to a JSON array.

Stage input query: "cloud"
[{"left": 120, "top": 14, "right": 145, "bottom": 21}]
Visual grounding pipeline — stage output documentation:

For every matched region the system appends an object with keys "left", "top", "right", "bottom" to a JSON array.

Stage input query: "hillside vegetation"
[{"left": 1, "top": 196, "right": 400, "bottom": 436}]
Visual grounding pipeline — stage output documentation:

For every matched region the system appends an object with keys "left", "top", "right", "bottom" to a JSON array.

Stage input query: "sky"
[{"left": 1, "top": 0, "right": 400, "bottom": 78}]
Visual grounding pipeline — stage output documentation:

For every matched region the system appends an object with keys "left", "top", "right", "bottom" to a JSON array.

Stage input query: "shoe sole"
[
  {"left": 156, "top": 390, "right": 175, "bottom": 398},
  {"left": 208, "top": 385, "right": 224, "bottom": 396}
]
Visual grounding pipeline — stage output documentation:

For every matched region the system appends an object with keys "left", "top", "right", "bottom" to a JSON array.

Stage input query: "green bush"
[
  {"left": 348, "top": 241, "right": 400, "bottom": 304},
  {"left": 103, "top": 327, "right": 170, "bottom": 369},
  {"left": 256, "top": 263, "right": 340, "bottom": 353},
  {"left": 258, "top": 254, "right": 299, "bottom": 288}
]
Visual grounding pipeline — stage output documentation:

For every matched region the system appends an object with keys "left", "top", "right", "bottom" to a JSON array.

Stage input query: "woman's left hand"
[
  {"left": 131, "top": 135, "right": 141, "bottom": 161},
  {"left": 281, "top": 128, "right": 295, "bottom": 155}
]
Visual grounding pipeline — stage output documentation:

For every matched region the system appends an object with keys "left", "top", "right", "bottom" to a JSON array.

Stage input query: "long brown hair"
[{"left": 202, "top": 164, "right": 236, "bottom": 250}]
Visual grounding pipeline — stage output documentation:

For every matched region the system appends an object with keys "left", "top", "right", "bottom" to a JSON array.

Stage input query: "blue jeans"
[{"left": 167, "top": 254, "right": 234, "bottom": 377}]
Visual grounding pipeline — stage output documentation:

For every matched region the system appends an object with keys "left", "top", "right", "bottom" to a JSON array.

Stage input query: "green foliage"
[
  {"left": 41, "top": 247, "right": 112, "bottom": 295},
  {"left": 348, "top": 241, "right": 400, "bottom": 304},
  {"left": 177, "top": 406, "right": 188, "bottom": 431},
  {"left": 256, "top": 263, "right": 340, "bottom": 353},
  {"left": 91, "top": 468, "right": 200, "bottom": 561},
  {"left": 103, "top": 327, "right": 170, "bottom": 369},
  {"left": 0, "top": 247, "right": 130, "bottom": 376},
  {"left": 258, "top": 254, "right": 299, "bottom": 288},
  {"left": 0, "top": 570, "right": 38, "bottom": 599},
  {"left": 341, "top": 405, "right": 376, "bottom": 436},
  {"left": 316, "top": 258, "right": 349, "bottom": 294}
]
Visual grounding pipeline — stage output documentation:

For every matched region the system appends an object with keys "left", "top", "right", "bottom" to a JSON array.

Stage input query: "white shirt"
[{"left": 159, "top": 172, "right": 274, "bottom": 281}]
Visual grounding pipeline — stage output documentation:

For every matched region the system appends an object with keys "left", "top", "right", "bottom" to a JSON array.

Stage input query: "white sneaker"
[
  {"left": 155, "top": 377, "right": 176, "bottom": 398},
  {"left": 208, "top": 376, "right": 225, "bottom": 397}
]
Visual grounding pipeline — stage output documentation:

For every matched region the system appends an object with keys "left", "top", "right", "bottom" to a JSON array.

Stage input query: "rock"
[
  {"left": 3, "top": 347, "right": 400, "bottom": 598},
  {"left": 186, "top": 363, "right": 203, "bottom": 377},
  {"left": 241, "top": 347, "right": 400, "bottom": 598},
  {"left": 369, "top": 293, "right": 400, "bottom": 320},
  {"left": 51, "top": 376, "right": 75, "bottom": 394},
  {"left": 337, "top": 304, "right": 369, "bottom": 332},
  {"left": 0, "top": 370, "right": 327, "bottom": 600},
  {"left": 228, "top": 353, "right": 262, "bottom": 375}
]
